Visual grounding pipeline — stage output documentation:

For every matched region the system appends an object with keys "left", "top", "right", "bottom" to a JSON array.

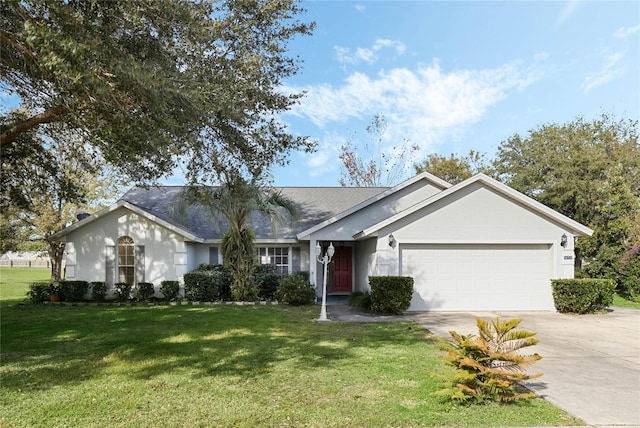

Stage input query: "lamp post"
[{"left": 315, "top": 241, "right": 335, "bottom": 322}]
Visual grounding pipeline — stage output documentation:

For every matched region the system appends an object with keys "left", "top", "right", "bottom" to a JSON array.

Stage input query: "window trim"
[{"left": 117, "top": 236, "right": 135, "bottom": 284}]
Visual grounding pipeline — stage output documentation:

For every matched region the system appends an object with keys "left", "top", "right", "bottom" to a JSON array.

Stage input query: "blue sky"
[{"left": 264, "top": 0, "right": 640, "bottom": 187}]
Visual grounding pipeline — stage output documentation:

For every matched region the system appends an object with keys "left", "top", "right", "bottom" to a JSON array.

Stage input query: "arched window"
[{"left": 118, "top": 236, "right": 135, "bottom": 284}]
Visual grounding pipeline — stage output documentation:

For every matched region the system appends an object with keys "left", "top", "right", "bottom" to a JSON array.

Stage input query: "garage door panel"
[{"left": 401, "top": 244, "right": 554, "bottom": 311}]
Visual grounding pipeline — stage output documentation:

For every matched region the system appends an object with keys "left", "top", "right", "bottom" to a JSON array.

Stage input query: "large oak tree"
[
  {"left": 1, "top": 0, "right": 315, "bottom": 187},
  {"left": 492, "top": 113, "right": 639, "bottom": 227},
  {"left": 492, "top": 113, "right": 640, "bottom": 287}
]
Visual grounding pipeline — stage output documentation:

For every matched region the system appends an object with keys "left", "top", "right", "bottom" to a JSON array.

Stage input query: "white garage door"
[{"left": 400, "top": 244, "right": 554, "bottom": 311}]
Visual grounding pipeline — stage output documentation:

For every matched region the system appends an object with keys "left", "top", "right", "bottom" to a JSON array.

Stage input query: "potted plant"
[{"left": 49, "top": 281, "right": 61, "bottom": 302}]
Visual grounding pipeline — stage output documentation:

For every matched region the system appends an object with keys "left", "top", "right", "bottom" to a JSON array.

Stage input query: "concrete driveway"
[{"left": 408, "top": 308, "right": 640, "bottom": 427}]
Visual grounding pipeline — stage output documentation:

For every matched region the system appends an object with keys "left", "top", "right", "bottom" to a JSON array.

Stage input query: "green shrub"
[
  {"left": 90, "top": 282, "right": 107, "bottom": 301},
  {"left": 114, "top": 282, "right": 132, "bottom": 302},
  {"left": 160, "top": 280, "right": 180, "bottom": 301},
  {"left": 276, "top": 273, "right": 316, "bottom": 306},
  {"left": 348, "top": 291, "right": 372, "bottom": 312},
  {"left": 368, "top": 276, "right": 413, "bottom": 315},
  {"left": 59, "top": 280, "right": 89, "bottom": 302},
  {"left": 27, "top": 282, "right": 52, "bottom": 304},
  {"left": 137, "top": 282, "right": 155, "bottom": 302},
  {"left": 184, "top": 267, "right": 231, "bottom": 302},
  {"left": 436, "top": 317, "right": 542, "bottom": 403},
  {"left": 254, "top": 264, "right": 281, "bottom": 301},
  {"left": 620, "top": 246, "right": 640, "bottom": 300},
  {"left": 551, "top": 278, "right": 616, "bottom": 314}
]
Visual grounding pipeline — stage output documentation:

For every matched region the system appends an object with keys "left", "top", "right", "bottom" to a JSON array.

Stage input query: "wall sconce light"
[
  {"left": 561, "top": 233, "right": 568, "bottom": 248},
  {"left": 388, "top": 233, "right": 396, "bottom": 247}
]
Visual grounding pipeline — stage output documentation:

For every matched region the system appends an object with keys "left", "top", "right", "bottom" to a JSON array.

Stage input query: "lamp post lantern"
[{"left": 316, "top": 241, "right": 335, "bottom": 322}]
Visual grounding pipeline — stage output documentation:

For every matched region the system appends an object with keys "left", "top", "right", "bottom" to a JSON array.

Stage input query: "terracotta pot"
[{"left": 50, "top": 293, "right": 61, "bottom": 302}]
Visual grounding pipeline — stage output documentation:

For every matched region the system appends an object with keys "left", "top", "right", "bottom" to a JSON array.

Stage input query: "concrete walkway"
[{"left": 328, "top": 305, "right": 640, "bottom": 427}]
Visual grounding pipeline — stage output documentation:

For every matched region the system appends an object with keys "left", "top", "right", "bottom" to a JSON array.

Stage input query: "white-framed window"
[
  {"left": 118, "top": 236, "right": 135, "bottom": 284},
  {"left": 257, "top": 246, "right": 289, "bottom": 274}
]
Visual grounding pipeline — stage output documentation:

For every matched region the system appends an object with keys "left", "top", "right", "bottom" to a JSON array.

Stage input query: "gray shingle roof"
[{"left": 120, "top": 186, "right": 388, "bottom": 241}]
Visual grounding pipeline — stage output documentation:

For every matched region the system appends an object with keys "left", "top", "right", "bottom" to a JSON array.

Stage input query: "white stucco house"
[{"left": 51, "top": 172, "right": 592, "bottom": 311}]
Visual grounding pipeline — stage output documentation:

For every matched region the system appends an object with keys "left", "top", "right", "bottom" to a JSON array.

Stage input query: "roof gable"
[
  {"left": 354, "top": 173, "right": 593, "bottom": 239},
  {"left": 295, "top": 172, "right": 451, "bottom": 239},
  {"left": 50, "top": 200, "right": 204, "bottom": 242}
]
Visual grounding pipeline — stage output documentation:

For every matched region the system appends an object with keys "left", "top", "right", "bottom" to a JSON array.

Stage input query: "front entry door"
[{"left": 331, "top": 246, "right": 352, "bottom": 293}]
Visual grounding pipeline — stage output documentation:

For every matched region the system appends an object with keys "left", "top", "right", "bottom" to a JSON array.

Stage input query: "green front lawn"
[
  {"left": 1, "top": 305, "right": 580, "bottom": 427},
  {"left": 0, "top": 267, "right": 50, "bottom": 302},
  {"left": 612, "top": 293, "right": 640, "bottom": 309}
]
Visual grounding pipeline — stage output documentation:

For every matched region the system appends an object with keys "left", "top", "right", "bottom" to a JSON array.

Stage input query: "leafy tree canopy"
[
  {"left": 492, "top": 113, "right": 639, "bottom": 227},
  {"left": 1, "top": 0, "right": 315, "bottom": 186},
  {"left": 414, "top": 150, "right": 489, "bottom": 184},
  {"left": 1, "top": 118, "right": 120, "bottom": 279}
]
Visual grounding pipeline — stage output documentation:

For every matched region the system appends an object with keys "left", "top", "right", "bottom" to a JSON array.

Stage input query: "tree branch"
[{"left": 0, "top": 105, "right": 70, "bottom": 147}]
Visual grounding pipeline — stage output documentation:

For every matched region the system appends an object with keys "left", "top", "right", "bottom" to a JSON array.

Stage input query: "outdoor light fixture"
[
  {"left": 316, "top": 242, "right": 335, "bottom": 322},
  {"left": 388, "top": 233, "right": 396, "bottom": 247},
  {"left": 561, "top": 233, "right": 568, "bottom": 248}
]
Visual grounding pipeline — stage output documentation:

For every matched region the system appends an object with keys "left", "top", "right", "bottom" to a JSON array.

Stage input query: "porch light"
[
  {"left": 561, "top": 233, "right": 568, "bottom": 247},
  {"left": 316, "top": 241, "right": 335, "bottom": 322},
  {"left": 388, "top": 233, "right": 396, "bottom": 248}
]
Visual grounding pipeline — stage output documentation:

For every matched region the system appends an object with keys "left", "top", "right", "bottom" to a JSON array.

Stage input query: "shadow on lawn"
[{"left": 1, "top": 304, "right": 428, "bottom": 392}]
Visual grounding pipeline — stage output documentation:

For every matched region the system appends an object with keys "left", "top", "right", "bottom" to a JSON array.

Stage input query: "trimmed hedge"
[
  {"left": 28, "top": 281, "right": 90, "bottom": 303},
  {"left": 368, "top": 276, "right": 414, "bottom": 315},
  {"left": 254, "top": 264, "right": 281, "bottom": 301},
  {"left": 114, "top": 282, "right": 133, "bottom": 302},
  {"left": 59, "top": 280, "right": 89, "bottom": 302},
  {"left": 137, "top": 282, "right": 155, "bottom": 302},
  {"left": 28, "top": 282, "right": 52, "bottom": 303},
  {"left": 276, "top": 273, "right": 316, "bottom": 306},
  {"left": 184, "top": 265, "right": 231, "bottom": 302},
  {"left": 90, "top": 282, "right": 107, "bottom": 301},
  {"left": 551, "top": 278, "right": 615, "bottom": 314},
  {"left": 160, "top": 280, "right": 180, "bottom": 301}
]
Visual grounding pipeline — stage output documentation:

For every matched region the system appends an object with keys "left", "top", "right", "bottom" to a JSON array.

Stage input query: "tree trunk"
[
  {"left": 48, "top": 241, "right": 66, "bottom": 282},
  {"left": 0, "top": 105, "right": 70, "bottom": 147},
  {"left": 574, "top": 246, "right": 583, "bottom": 274}
]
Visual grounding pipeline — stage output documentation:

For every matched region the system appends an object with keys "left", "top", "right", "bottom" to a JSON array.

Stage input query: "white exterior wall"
[
  {"left": 63, "top": 207, "right": 186, "bottom": 287},
  {"left": 307, "top": 180, "right": 444, "bottom": 288},
  {"left": 354, "top": 238, "right": 376, "bottom": 292},
  {"left": 377, "top": 183, "right": 576, "bottom": 279},
  {"left": 185, "top": 242, "right": 197, "bottom": 273}
]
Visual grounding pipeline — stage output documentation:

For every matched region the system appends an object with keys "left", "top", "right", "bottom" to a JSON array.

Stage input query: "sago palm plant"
[{"left": 436, "top": 317, "right": 542, "bottom": 403}]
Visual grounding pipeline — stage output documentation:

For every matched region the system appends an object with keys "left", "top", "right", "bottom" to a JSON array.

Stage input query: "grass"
[
  {"left": 1, "top": 269, "right": 583, "bottom": 427},
  {"left": 612, "top": 293, "right": 640, "bottom": 309},
  {"left": 0, "top": 267, "right": 50, "bottom": 302}
]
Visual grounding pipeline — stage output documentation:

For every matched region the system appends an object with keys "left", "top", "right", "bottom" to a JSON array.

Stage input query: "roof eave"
[
  {"left": 50, "top": 201, "right": 205, "bottom": 243},
  {"left": 357, "top": 173, "right": 594, "bottom": 239},
  {"left": 296, "top": 172, "right": 451, "bottom": 239}
]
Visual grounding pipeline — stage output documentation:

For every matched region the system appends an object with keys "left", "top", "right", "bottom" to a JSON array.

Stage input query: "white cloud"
[
  {"left": 286, "top": 59, "right": 536, "bottom": 132},
  {"left": 334, "top": 39, "right": 406, "bottom": 65},
  {"left": 583, "top": 51, "right": 625, "bottom": 93},
  {"left": 283, "top": 59, "right": 540, "bottom": 176},
  {"left": 613, "top": 24, "right": 640, "bottom": 39},
  {"left": 354, "top": 4, "right": 365, "bottom": 12},
  {"left": 304, "top": 134, "right": 345, "bottom": 176}
]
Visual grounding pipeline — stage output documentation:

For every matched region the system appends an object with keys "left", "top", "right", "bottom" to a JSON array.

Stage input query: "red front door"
[{"left": 331, "top": 246, "right": 352, "bottom": 293}]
